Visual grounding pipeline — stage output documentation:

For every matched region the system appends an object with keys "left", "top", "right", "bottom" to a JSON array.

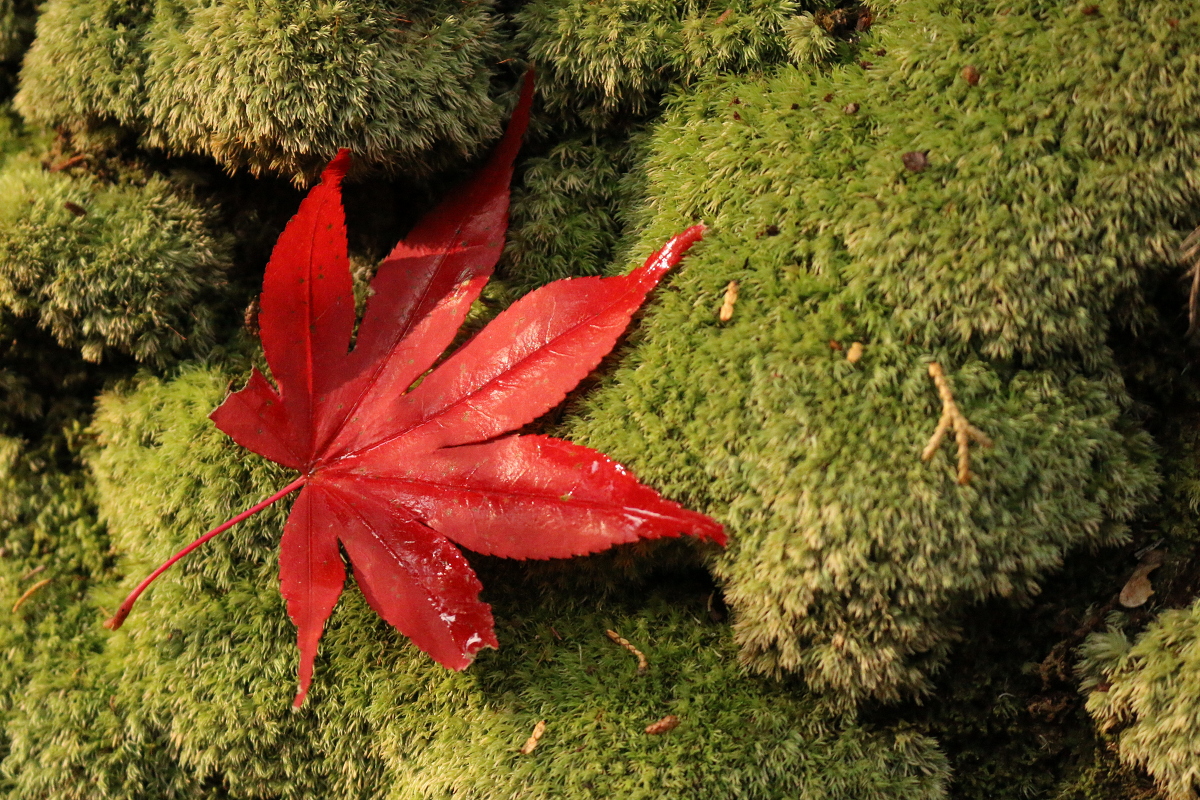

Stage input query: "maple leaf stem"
[{"left": 104, "top": 476, "right": 308, "bottom": 631}]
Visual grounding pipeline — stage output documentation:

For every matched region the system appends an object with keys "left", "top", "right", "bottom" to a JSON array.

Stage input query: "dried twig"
[
  {"left": 20, "top": 564, "right": 45, "bottom": 581},
  {"left": 519, "top": 720, "right": 546, "bottom": 754},
  {"left": 922, "top": 362, "right": 993, "bottom": 485},
  {"left": 48, "top": 154, "right": 88, "bottom": 172},
  {"left": 645, "top": 715, "right": 680, "bottom": 735},
  {"left": 1183, "top": 224, "right": 1200, "bottom": 335},
  {"left": 12, "top": 578, "right": 51, "bottom": 613},
  {"left": 605, "top": 629, "right": 648, "bottom": 674}
]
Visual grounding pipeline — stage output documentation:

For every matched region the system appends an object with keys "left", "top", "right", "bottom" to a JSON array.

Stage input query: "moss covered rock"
[
  {"left": 16, "top": 0, "right": 507, "bottom": 181},
  {"left": 566, "top": 0, "right": 1200, "bottom": 702},
  {"left": 0, "top": 366, "right": 951, "bottom": 799},
  {"left": 0, "top": 153, "right": 229, "bottom": 365}
]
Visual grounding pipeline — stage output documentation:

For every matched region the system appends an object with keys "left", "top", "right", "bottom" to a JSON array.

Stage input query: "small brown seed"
[
  {"left": 961, "top": 65, "right": 980, "bottom": 86},
  {"left": 902, "top": 151, "right": 929, "bottom": 172}
]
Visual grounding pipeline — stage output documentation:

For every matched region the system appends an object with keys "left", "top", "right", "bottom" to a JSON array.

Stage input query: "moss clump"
[
  {"left": 16, "top": 0, "right": 507, "bottom": 182},
  {"left": 566, "top": 0, "right": 1200, "bottom": 703},
  {"left": 1077, "top": 603, "right": 1200, "bottom": 800},
  {"left": 0, "top": 428, "right": 112, "bottom": 790},
  {"left": 500, "top": 134, "right": 644, "bottom": 294},
  {"left": 0, "top": 153, "right": 229, "bottom": 365},
  {"left": 513, "top": 0, "right": 866, "bottom": 130},
  {"left": 0, "top": 366, "right": 951, "bottom": 799}
]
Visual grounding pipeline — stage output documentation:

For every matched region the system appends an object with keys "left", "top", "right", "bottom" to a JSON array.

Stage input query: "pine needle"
[{"left": 12, "top": 578, "right": 52, "bottom": 613}]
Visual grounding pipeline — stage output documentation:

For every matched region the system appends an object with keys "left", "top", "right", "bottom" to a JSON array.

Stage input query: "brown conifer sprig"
[
  {"left": 605, "top": 629, "right": 649, "bottom": 674},
  {"left": 921, "top": 362, "right": 993, "bottom": 485}
]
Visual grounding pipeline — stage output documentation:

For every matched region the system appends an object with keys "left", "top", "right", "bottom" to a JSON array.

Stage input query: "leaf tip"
[
  {"left": 454, "top": 631, "right": 499, "bottom": 670},
  {"left": 322, "top": 149, "right": 353, "bottom": 185},
  {"left": 703, "top": 523, "right": 728, "bottom": 548}
]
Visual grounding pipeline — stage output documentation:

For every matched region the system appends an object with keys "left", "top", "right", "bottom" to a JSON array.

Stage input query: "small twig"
[
  {"left": 645, "top": 715, "right": 680, "bottom": 735},
  {"left": 1182, "top": 224, "right": 1200, "bottom": 335},
  {"left": 606, "top": 629, "right": 648, "bottom": 674},
  {"left": 12, "top": 578, "right": 52, "bottom": 613},
  {"left": 718, "top": 281, "right": 739, "bottom": 322},
  {"left": 20, "top": 564, "right": 46, "bottom": 581},
  {"left": 519, "top": 720, "right": 546, "bottom": 754},
  {"left": 922, "top": 362, "right": 993, "bottom": 485},
  {"left": 49, "top": 154, "right": 88, "bottom": 172}
]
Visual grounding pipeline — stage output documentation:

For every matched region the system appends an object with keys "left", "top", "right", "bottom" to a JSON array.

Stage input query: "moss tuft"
[
  {"left": 0, "top": 154, "right": 229, "bottom": 365},
  {"left": 514, "top": 0, "right": 867, "bottom": 130},
  {"left": 1078, "top": 602, "right": 1200, "bottom": 800}
]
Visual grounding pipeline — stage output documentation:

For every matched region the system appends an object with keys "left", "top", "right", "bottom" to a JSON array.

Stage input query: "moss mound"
[
  {"left": 16, "top": 0, "right": 507, "bottom": 182},
  {"left": 1, "top": 367, "right": 950, "bottom": 799},
  {"left": 566, "top": 0, "right": 1200, "bottom": 703},
  {"left": 0, "top": 152, "right": 229, "bottom": 365},
  {"left": 514, "top": 0, "right": 836, "bottom": 129}
]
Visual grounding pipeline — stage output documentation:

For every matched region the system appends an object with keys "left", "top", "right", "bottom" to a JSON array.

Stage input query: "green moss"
[
  {"left": 0, "top": 0, "right": 34, "bottom": 71},
  {"left": 0, "top": 428, "right": 112, "bottom": 794},
  {"left": 16, "top": 0, "right": 509, "bottom": 181},
  {"left": 1077, "top": 602, "right": 1200, "bottom": 800},
  {"left": 14, "top": 0, "right": 150, "bottom": 135},
  {"left": 564, "top": 0, "right": 1200, "bottom": 703},
  {"left": 500, "top": 134, "right": 644, "bottom": 294},
  {"left": 1, "top": 366, "right": 951, "bottom": 799},
  {"left": 0, "top": 155, "right": 229, "bottom": 365},
  {"left": 513, "top": 0, "right": 875, "bottom": 130}
]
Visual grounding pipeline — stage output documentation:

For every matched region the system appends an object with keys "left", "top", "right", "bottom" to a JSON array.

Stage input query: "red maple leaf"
[{"left": 105, "top": 74, "right": 724, "bottom": 707}]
